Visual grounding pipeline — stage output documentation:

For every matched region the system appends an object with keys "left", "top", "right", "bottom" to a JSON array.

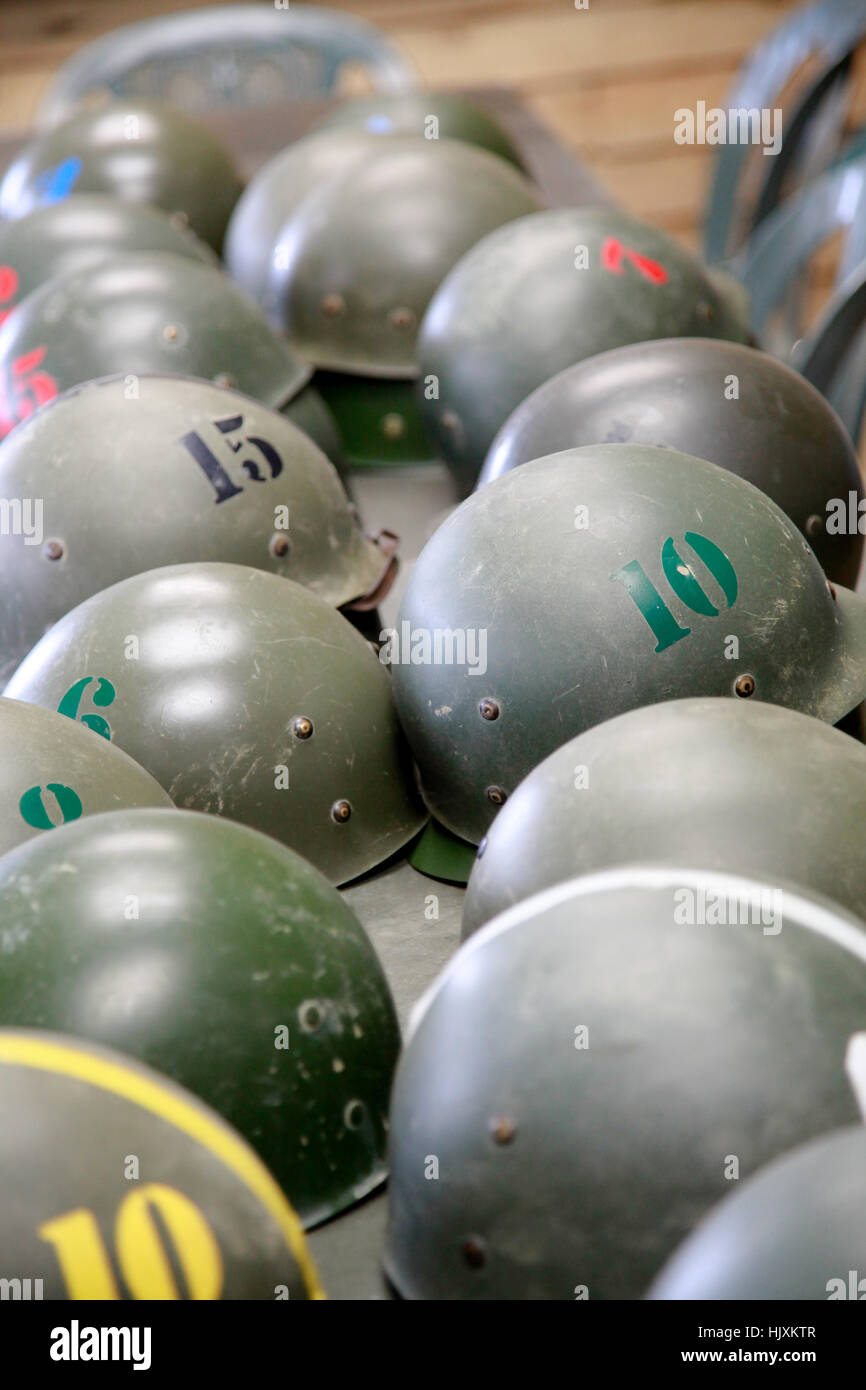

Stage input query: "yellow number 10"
[{"left": 38, "top": 1183, "right": 224, "bottom": 1300}]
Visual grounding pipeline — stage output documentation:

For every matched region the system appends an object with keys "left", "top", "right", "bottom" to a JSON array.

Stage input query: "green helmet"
[
  {"left": 463, "top": 699, "right": 866, "bottom": 936},
  {"left": 481, "top": 338, "right": 863, "bottom": 587},
  {"left": 0, "top": 373, "right": 397, "bottom": 686},
  {"left": 0, "top": 1028, "right": 324, "bottom": 1299},
  {"left": 0, "top": 99, "right": 244, "bottom": 252},
  {"left": 0, "top": 808, "right": 401, "bottom": 1229},
  {"left": 649, "top": 1125, "right": 866, "bottom": 1300},
  {"left": 313, "top": 92, "right": 528, "bottom": 171},
  {"left": 417, "top": 207, "right": 753, "bottom": 494},
  {"left": 4, "top": 562, "right": 426, "bottom": 885},
  {"left": 0, "top": 193, "right": 215, "bottom": 326},
  {"left": 391, "top": 445, "right": 866, "bottom": 846},
  {"left": 0, "top": 694, "right": 172, "bottom": 859},
  {"left": 0, "top": 252, "right": 339, "bottom": 450},
  {"left": 385, "top": 865, "right": 866, "bottom": 1299}
]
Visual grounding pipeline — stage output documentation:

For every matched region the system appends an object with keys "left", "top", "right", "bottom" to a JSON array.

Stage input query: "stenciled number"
[
  {"left": 601, "top": 237, "right": 668, "bottom": 285},
  {"left": 0, "top": 264, "right": 19, "bottom": 328},
  {"left": 611, "top": 531, "right": 738, "bottom": 652},
  {"left": 57, "top": 676, "right": 117, "bottom": 740},
  {"left": 18, "top": 782, "right": 83, "bottom": 829},
  {"left": 179, "top": 413, "right": 284, "bottom": 504},
  {"left": 33, "top": 155, "right": 82, "bottom": 207},
  {"left": 0, "top": 345, "right": 59, "bottom": 437},
  {"left": 39, "top": 1183, "right": 224, "bottom": 1300}
]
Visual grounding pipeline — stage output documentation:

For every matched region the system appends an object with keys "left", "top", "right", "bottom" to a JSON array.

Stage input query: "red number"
[
  {"left": 0, "top": 344, "right": 59, "bottom": 437},
  {"left": 0, "top": 265, "right": 19, "bottom": 328},
  {"left": 601, "top": 237, "right": 668, "bottom": 285}
]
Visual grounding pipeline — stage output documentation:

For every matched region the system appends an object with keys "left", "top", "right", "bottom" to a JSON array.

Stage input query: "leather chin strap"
[{"left": 343, "top": 529, "right": 400, "bottom": 613}]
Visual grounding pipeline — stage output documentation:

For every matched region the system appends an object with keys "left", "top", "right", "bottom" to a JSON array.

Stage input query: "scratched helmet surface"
[
  {"left": 391, "top": 445, "right": 866, "bottom": 845},
  {"left": 0, "top": 99, "right": 243, "bottom": 252},
  {"left": 0, "top": 1028, "right": 323, "bottom": 1299},
  {"left": 462, "top": 700, "right": 866, "bottom": 937},
  {"left": 385, "top": 865, "right": 866, "bottom": 1299},
  {"left": 3, "top": 562, "right": 426, "bottom": 885},
  {"left": 0, "top": 194, "right": 216, "bottom": 326},
  {"left": 312, "top": 92, "right": 528, "bottom": 171},
  {"left": 0, "top": 374, "right": 395, "bottom": 685},
  {"left": 649, "top": 1126, "right": 866, "bottom": 1301},
  {"left": 417, "top": 207, "right": 753, "bottom": 495},
  {"left": 0, "top": 809, "right": 401, "bottom": 1229},
  {"left": 0, "top": 253, "right": 334, "bottom": 449},
  {"left": 0, "top": 695, "right": 172, "bottom": 860}
]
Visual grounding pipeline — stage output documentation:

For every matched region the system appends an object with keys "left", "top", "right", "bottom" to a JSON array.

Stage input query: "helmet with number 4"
[
  {"left": 0, "top": 374, "right": 397, "bottom": 685},
  {"left": 391, "top": 444, "right": 866, "bottom": 846},
  {"left": 417, "top": 207, "right": 753, "bottom": 494}
]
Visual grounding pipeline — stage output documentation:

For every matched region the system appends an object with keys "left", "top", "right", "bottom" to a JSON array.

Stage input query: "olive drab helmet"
[
  {"left": 0, "top": 695, "right": 172, "bottom": 859},
  {"left": 0, "top": 374, "right": 398, "bottom": 685},
  {"left": 0, "top": 1028, "right": 324, "bottom": 1299},
  {"left": 384, "top": 865, "right": 866, "bottom": 1299},
  {"left": 312, "top": 92, "right": 529, "bottom": 172},
  {"left": 649, "top": 1125, "right": 866, "bottom": 1300},
  {"left": 390, "top": 445, "right": 866, "bottom": 846},
  {"left": 0, "top": 194, "right": 216, "bottom": 326},
  {"left": 0, "top": 809, "right": 402, "bottom": 1229},
  {"left": 0, "top": 100, "right": 244, "bottom": 252},
  {"left": 480, "top": 338, "right": 863, "bottom": 587},
  {"left": 462, "top": 700, "right": 866, "bottom": 936},
  {"left": 0, "top": 252, "right": 337, "bottom": 455},
  {"left": 4, "top": 562, "right": 426, "bottom": 885},
  {"left": 417, "top": 207, "right": 753, "bottom": 495}
]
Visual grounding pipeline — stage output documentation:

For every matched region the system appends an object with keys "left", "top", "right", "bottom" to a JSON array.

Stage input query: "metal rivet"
[
  {"left": 734, "top": 673, "right": 755, "bottom": 698},
  {"left": 162, "top": 323, "right": 179, "bottom": 342},
  {"left": 382, "top": 412, "right": 406, "bottom": 440},
  {"left": 331, "top": 798, "right": 352, "bottom": 823},
  {"left": 270, "top": 534, "right": 290, "bottom": 559},
  {"left": 213, "top": 372, "right": 234, "bottom": 389},
  {"left": 486, "top": 785, "right": 507, "bottom": 805},
  {"left": 169, "top": 210, "right": 189, "bottom": 228},
  {"left": 462, "top": 1237, "right": 486, "bottom": 1269},
  {"left": 388, "top": 305, "right": 416, "bottom": 331},
  {"left": 441, "top": 410, "right": 460, "bottom": 432},
  {"left": 43, "top": 540, "right": 64, "bottom": 561},
  {"left": 298, "top": 1001, "right": 322, "bottom": 1031},
  {"left": 476, "top": 836, "right": 488, "bottom": 859},
  {"left": 292, "top": 716, "right": 314, "bottom": 740},
  {"left": 490, "top": 1115, "right": 516, "bottom": 1145},
  {"left": 321, "top": 292, "right": 346, "bottom": 317},
  {"left": 344, "top": 1100, "right": 365, "bottom": 1129},
  {"left": 479, "top": 698, "right": 500, "bottom": 721},
  {"left": 697, "top": 300, "right": 714, "bottom": 322},
  {"left": 805, "top": 514, "right": 823, "bottom": 538}
]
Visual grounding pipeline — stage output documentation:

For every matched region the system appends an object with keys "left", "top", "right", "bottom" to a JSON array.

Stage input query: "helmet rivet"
[
  {"left": 298, "top": 1001, "right": 322, "bottom": 1031},
  {"left": 479, "top": 698, "right": 500, "bottom": 721},
  {"left": 490, "top": 1115, "right": 516, "bottom": 1145},
  {"left": 331, "top": 798, "right": 352, "bottom": 823},
  {"left": 486, "top": 785, "right": 507, "bottom": 805},
  {"left": 388, "top": 305, "right": 416, "bottom": 331},
  {"left": 162, "top": 323, "right": 179, "bottom": 342},
  {"left": 344, "top": 1100, "right": 365, "bottom": 1129},
  {"left": 43, "top": 539, "right": 64, "bottom": 561},
  {"left": 321, "top": 292, "right": 346, "bottom": 317},
  {"left": 170, "top": 210, "right": 189, "bottom": 228},
  {"left": 382, "top": 412, "right": 406, "bottom": 440},
  {"left": 697, "top": 300, "right": 715, "bottom": 321},
  {"left": 270, "top": 534, "right": 291, "bottom": 559},
  {"left": 734, "top": 673, "right": 756, "bottom": 698},
  {"left": 292, "top": 716, "right": 314, "bottom": 740},
  {"left": 805, "top": 514, "right": 823, "bottom": 538},
  {"left": 441, "top": 410, "right": 460, "bottom": 432},
  {"left": 828, "top": 581, "right": 837, "bottom": 601},
  {"left": 462, "top": 1237, "right": 487, "bottom": 1270},
  {"left": 477, "top": 836, "right": 488, "bottom": 859},
  {"left": 213, "top": 372, "right": 234, "bottom": 389}
]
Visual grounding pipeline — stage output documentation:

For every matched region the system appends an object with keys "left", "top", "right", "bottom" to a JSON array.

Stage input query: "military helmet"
[
  {"left": 264, "top": 136, "right": 542, "bottom": 379},
  {"left": 0, "top": 373, "right": 397, "bottom": 685},
  {"left": 0, "top": 193, "right": 215, "bottom": 326},
  {"left": 385, "top": 864, "right": 866, "bottom": 1299},
  {"left": 391, "top": 445, "right": 866, "bottom": 846},
  {"left": 481, "top": 337, "right": 863, "bottom": 587},
  {"left": 4, "top": 562, "right": 426, "bottom": 885},
  {"left": 463, "top": 699, "right": 866, "bottom": 935},
  {"left": 417, "top": 207, "right": 753, "bottom": 494},
  {"left": 0, "top": 1027, "right": 323, "bottom": 1299},
  {"left": 649, "top": 1124, "right": 866, "bottom": 1300},
  {"left": 0, "top": 252, "right": 324, "bottom": 444},
  {"left": 313, "top": 92, "right": 528, "bottom": 171},
  {"left": 312, "top": 371, "right": 435, "bottom": 467},
  {"left": 0, "top": 695, "right": 172, "bottom": 860},
  {"left": 0, "top": 808, "right": 401, "bottom": 1229},
  {"left": 0, "top": 99, "right": 243, "bottom": 252}
]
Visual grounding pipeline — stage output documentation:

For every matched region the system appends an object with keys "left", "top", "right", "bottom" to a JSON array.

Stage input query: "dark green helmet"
[
  {"left": 385, "top": 865, "right": 866, "bottom": 1299},
  {"left": 313, "top": 92, "right": 528, "bottom": 171},
  {"left": 312, "top": 371, "right": 435, "bottom": 467},
  {"left": 0, "top": 252, "right": 329, "bottom": 446},
  {"left": 0, "top": 99, "right": 243, "bottom": 252},
  {"left": 0, "top": 194, "right": 215, "bottom": 326},
  {"left": 391, "top": 445, "right": 866, "bottom": 846},
  {"left": 264, "top": 137, "right": 543, "bottom": 379},
  {"left": 481, "top": 338, "right": 863, "bottom": 587},
  {"left": 4, "top": 562, "right": 426, "bottom": 885},
  {"left": 0, "top": 694, "right": 172, "bottom": 859},
  {"left": 463, "top": 700, "right": 866, "bottom": 936},
  {"left": 0, "top": 374, "right": 397, "bottom": 685},
  {"left": 649, "top": 1123, "right": 866, "bottom": 1300},
  {"left": 0, "top": 1028, "right": 324, "bottom": 1299},
  {"left": 417, "top": 207, "right": 753, "bottom": 494},
  {"left": 0, "top": 808, "right": 401, "bottom": 1229}
]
